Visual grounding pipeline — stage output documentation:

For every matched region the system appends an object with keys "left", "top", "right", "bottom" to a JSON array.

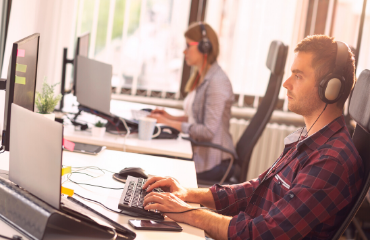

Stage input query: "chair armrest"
[{"left": 182, "top": 136, "right": 237, "bottom": 159}]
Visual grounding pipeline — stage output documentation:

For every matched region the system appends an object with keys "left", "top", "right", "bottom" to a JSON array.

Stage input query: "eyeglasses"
[{"left": 186, "top": 42, "right": 198, "bottom": 49}]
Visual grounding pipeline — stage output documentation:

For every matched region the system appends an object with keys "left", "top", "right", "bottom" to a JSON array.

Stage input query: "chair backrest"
[
  {"left": 332, "top": 69, "right": 370, "bottom": 239},
  {"left": 235, "top": 40, "right": 289, "bottom": 182}
]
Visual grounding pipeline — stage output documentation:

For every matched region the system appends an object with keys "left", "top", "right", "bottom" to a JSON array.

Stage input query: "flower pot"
[
  {"left": 92, "top": 126, "right": 106, "bottom": 138},
  {"left": 40, "top": 113, "right": 55, "bottom": 121}
]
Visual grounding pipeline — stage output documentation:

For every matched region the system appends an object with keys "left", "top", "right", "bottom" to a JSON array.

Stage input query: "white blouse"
[{"left": 183, "top": 90, "right": 196, "bottom": 124}]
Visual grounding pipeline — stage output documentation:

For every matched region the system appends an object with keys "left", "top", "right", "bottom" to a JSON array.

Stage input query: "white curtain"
[{"left": 0, "top": 0, "right": 77, "bottom": 131}]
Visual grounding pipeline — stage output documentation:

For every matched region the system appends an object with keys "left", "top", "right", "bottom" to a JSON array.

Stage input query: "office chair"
[
  {"left": 331, "top": 69, "right": 370, "bottom": 240},
  {"left": 185, "top": 40, "right": 289, "bottom": 185}
]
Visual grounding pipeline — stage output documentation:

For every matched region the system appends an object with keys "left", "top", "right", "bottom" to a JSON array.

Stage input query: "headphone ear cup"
[
  {"left": 319, "top": 74, "right": 345, "bottom": 104},
  {"left": 198, "top": 38, "right": 212, "bottom": 55}
]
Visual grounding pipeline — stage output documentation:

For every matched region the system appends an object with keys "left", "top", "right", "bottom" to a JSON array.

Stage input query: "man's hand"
[
  {"left": 143, "top": 192, "right": 193, "bottom": 223},
  {"left": 143, "top": 176, "right": 188, "bottom": 201},
  {"left": 143, "top": 191, "right": 231, "bottom": 240}
]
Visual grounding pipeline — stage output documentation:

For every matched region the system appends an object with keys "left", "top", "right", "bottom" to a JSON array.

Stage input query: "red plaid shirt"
[{"left": 210, "top": 116, "right": 363, "bottom": 240}]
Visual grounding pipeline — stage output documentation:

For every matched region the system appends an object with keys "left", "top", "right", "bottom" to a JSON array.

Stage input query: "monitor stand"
[
  {"left": 74, "top": 105, "right": 138, "bottom": 134},
  {"left": 0, "top": 78, "right": 6, "bottom": 90}
]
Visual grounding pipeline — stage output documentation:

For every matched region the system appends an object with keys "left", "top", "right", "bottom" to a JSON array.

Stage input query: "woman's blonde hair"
[{"left": 184, "top": 22, "right": 219, "bottom": 92}]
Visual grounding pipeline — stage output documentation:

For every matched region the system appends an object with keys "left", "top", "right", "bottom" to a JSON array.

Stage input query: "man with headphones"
[{"left": 143, "top": 35, "right": 363, "bottom": 240}]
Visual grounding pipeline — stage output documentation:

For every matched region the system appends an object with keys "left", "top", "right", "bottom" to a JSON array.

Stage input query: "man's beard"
[{"left": 288, "top": 90, "right": 323, "bottom": 117}]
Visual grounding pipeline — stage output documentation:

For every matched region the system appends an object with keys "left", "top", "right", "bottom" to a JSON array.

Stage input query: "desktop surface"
[
  {"left": 62, "top": 96, "right": 192, "bottom": 159},
  {"left": 0, "top": 150, "right": 204, "bottom": 240}
]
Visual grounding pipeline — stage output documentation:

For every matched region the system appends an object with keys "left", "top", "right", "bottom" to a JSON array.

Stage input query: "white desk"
[
  {"left": 0, "top": 150, "right": 204, "bottom": 240},
  {"left": 62, "top": 97, "right": 193, "bottom": 159}
]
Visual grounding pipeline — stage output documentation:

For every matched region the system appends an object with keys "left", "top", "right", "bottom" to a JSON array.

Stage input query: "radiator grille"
[{"left": 230, "top": 119, "right": 297, "bottom": 181}]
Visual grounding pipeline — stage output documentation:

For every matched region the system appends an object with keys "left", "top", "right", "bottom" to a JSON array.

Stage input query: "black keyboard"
[{"left": 118, "top": 176, "right": 164, "bottom": 220}]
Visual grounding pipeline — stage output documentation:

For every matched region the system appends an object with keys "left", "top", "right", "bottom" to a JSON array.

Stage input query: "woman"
[{"left": 149, "top": 22, "right": 236, "bottom": 181}]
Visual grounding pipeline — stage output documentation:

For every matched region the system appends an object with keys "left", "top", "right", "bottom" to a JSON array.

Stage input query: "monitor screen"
[
  {"left": 2, "top": 33, "right": 40, "bottom": 151},
  {"left": 75, "top": 55, "right": 112, "bottom": 116},
  {"left": 76, "top": 32, "right": 89, "bottom": 58},
  {"left": 73, "top": 32, "right": 90, "bottom": 95}
]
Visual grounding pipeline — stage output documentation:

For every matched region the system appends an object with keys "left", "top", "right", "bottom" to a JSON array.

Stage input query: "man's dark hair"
[{"left": 294, "top": 35, "right": 356, "bottom": 109}]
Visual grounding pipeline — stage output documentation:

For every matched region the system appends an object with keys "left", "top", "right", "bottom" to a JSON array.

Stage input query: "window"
[
  {"left": 73, "top": 0, "right": 191, "bottom": 97},
  {"left": 331, "top": 0, "right": 370, "bottom": 77},
  {"left": 205, "top": 0, "right": 306, "bottom": 106}
]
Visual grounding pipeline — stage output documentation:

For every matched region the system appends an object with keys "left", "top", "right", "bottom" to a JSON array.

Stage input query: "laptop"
[{"left": 9, "top": 103, "right": 136, "bottom": 239}]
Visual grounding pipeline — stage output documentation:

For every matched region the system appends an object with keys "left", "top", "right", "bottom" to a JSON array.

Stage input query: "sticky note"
[
  {"left": 61, "top": 186, "right": 74, "bottom": 197},
  {"left": 16, "top": 63, "right": 27, "bottom": 73},
  {"left": 15, "top": 75, "right": 26, "bottom": 85},
  {"left": 17, "top": 49, "right": 25, "bottom": 57},
  {"left": 63, "top": 139, "right": 75, "bottom": 151},
  {"left": 62, "top": 166, "right": 71, "bottom": 176}
]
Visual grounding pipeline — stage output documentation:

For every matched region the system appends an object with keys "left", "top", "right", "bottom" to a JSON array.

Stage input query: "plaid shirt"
[{"left": 210, "top": 115, "right": 363, "bottom": 240}]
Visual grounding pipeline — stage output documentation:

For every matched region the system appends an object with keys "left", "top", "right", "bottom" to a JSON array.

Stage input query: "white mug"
[{"left": 138, "top": 117, "right": 161, "bottom": 140}]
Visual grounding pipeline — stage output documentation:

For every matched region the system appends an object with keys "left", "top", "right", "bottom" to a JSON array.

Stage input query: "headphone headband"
[{"left": 334, "top": 41, "right": 348, "bottom": 75}]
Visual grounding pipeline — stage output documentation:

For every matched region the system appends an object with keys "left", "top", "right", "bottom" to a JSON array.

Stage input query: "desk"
[
  {"left": 62, "top": 96, "right": 193, "bottom": 159},
  {"left": 0, "top": 150, "right": 204, "bottom": 240}
]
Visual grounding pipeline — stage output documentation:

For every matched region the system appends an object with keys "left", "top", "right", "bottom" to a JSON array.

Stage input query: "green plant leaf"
[{"left": 35, "top": 80, "right": 62, "bottom": 114}]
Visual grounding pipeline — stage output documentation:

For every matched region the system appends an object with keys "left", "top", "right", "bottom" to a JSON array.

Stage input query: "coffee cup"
[{"left": 138, "top": 117, "right": 161, "bottom": 140}]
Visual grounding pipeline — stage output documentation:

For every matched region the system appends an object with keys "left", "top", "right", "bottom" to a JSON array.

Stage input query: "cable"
[
  {"left": 110, "top": 228, "right": 117, "bottom": 240},
  {"left": 0, "top": 234, "right": 22, "bottom": 240},
  {"left": 71, "top": 165, "right": 115, "bottom": 174},
  {"left": 66, "top": 171, "right": 123, "bottom": 190},
  {"left": 0, "top": 146, "right": 5, "bottom": 155},
  {"left": 74, "top": 192, "right": 121, "bottom": 213},
  {"left": 119, "top": 117, "right": 130, "bottom": 152}
]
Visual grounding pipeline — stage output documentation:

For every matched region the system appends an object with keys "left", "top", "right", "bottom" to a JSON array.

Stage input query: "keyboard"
[
  {"left": 131, "top": 109, "right": 150, "bottom": 121},
  {"left": 118, "top": 176, "right": 164, "bottom": 220}
]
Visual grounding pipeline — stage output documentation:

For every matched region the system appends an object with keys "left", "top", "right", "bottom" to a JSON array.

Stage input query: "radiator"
[{"left": 229, "top": 119, "right": 297, "bottom": 181}]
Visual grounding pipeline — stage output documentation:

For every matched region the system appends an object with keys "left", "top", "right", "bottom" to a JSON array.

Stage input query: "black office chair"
[
  {"left": 332, "top": 69, "right": 370, "bottom": 240},
  {"left": 185, "top": 40, "right": 289, "bottom": 185}
]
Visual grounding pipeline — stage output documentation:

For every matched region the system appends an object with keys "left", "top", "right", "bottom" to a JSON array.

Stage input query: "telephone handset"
[{"left": 152, "top": 125, "right": 180, "bottom": 139}]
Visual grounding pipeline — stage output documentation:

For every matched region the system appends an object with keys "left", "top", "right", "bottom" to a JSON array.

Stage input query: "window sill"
[{"left": 112, "top": 94, "right": 304, "bottom": 126}]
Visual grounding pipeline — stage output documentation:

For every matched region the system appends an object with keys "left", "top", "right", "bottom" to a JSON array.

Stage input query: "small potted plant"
[
  {"left": 92, "top": 120, "right": 106, "bottom": 137},
  {"left": 35, "top": 80, "right": 62, "bottom": 121}
]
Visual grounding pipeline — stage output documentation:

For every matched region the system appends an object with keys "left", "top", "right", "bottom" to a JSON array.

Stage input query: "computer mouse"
[{"left": 112, "top": 167, "right": 148, "bottom": 183}]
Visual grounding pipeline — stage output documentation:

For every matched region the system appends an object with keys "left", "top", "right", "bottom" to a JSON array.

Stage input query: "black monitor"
[
  {"left": 59, "top": 32, "right": 90, "bottom": 110},
  {"left": 2, "top": 33, "right": 40, "bottom": 151},
  {"left": 73, "top": 32, "right": 90, "bottom": 95}
]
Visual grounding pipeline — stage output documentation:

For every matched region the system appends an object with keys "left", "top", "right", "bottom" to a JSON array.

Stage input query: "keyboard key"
[{"left": 118, "top": 175, "right": 164, "bottom": 220}]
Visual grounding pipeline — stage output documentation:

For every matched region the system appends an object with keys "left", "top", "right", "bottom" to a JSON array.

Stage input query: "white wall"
[{"left": 0, "top": 0, "right": 76, "bottom": 131}]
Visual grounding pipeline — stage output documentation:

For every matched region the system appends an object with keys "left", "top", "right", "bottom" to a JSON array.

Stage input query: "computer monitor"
[
  {"left": 75, "top": 55, "right": 112, "bottom": 116},
  {"left": 59, "top": 32, "right": 90, "bottom": 110},
  {"left": 2, "top": 33, "right": 40, "bottom": 151},
  {"left": 73, "top": 32, "right": 90, "bottom": 95}
]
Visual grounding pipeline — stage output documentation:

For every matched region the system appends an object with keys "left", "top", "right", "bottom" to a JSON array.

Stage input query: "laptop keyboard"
[{"left": 118, "top": 176, "right": 164, "bottom": 220}]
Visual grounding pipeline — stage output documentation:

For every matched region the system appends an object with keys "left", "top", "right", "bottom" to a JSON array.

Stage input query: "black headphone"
[
  {"left": 318, "top": 41, "right": 349, "bottom": 104},
  {"left": 197, "top": 22, "right": 212, "bottom": 55}
]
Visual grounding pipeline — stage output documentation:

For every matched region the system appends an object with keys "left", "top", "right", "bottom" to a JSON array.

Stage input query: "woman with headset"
[{"left": 149, "top": 22, "right": 236, "bottom": 181}]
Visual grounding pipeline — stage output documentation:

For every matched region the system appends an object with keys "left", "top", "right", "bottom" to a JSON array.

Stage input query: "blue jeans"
[{"left": 197, "top": 159, "right": 234, "bottom": 181}]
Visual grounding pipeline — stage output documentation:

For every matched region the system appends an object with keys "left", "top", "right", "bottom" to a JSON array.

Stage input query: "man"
[{"left": 142, "top": 35, "right": 363, "bottom": 240}]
